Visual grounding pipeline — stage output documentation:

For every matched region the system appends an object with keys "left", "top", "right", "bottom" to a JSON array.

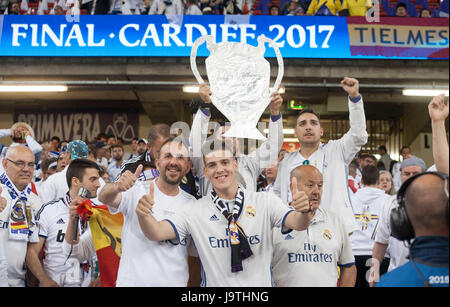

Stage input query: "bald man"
[
  {"left": 377, "top": 173, "right": 449, "bottom": 287},
  {"left": 272, "top": 165, "right": 356, "bottom": 287},
  {"left": 0, "top": 146, "right": 43, "bottom": 286}
]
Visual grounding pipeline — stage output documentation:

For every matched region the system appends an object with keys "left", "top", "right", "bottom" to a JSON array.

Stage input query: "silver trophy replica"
[{"left": 190, "top": 35, "right": 284, "bottom": 140}]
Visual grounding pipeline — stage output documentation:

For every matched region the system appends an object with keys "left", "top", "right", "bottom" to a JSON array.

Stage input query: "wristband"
[{"left": 349, "top": 95, "right": 362, "bottom": 103}]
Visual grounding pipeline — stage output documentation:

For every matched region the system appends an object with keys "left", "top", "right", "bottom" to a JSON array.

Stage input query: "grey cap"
[{"left": 400, "top": 156, "right": 426, "bottom": 171}]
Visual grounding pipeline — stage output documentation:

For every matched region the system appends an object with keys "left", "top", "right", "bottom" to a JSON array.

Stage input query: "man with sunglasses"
[{"left": 0, "top": 146, "right": 43, "bottom": 286}]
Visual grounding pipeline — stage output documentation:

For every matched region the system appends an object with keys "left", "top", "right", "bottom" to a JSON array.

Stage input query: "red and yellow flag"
[{"left": 78, "top": 203, "right": 123, "bottom": 287}]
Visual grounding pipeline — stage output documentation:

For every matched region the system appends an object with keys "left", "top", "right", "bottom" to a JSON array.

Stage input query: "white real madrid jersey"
[
  {"left": 109, "top": 180, "right": 196, "bottom": 287},
  {"left": 350, "top": 187, "right": 390, "bottom": 256},
  {"left": 272, "top": 207, "right": 355, "bottom": 287},
  {"left": 167, "top": 189, "right": 294, "bottom": 287},
  {"left": 35, "top": 195, "right": 85, "bottom": 286}
]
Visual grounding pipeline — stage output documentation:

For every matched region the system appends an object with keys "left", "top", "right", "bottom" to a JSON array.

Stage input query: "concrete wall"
[{"left": 410, "top": 132, "right": 434, "bottom": 169}]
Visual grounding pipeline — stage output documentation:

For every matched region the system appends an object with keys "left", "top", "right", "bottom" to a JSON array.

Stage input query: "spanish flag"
[{"left": 78, "top": 203, "right": 123, "bottom": 287}]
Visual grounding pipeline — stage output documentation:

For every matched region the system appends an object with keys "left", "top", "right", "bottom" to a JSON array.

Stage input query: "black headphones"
[{"left": 390, "top": 171, "right": 449, "bottom": 242}]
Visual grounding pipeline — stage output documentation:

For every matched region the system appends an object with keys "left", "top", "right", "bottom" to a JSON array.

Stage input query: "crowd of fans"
[
  {"left": 0, "top": 0, "right": 448, "bottom": 17},
  {"left": 0, "top": 78, "right": 448, "bottom": 287}
]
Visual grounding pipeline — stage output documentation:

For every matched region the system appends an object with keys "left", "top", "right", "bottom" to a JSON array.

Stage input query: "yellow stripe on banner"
[
  {"left": 348, "top": 24, "right": 449, "bottom": 48},
  {"left": 89, "top": 207, "right": 124, "bottom": 257}
]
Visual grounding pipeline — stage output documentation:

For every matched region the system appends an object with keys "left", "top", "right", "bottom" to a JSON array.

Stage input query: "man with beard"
[
  {"left": 273, "top": 77, "right": 368, "bottom": 234},
  {"left": 98, "top": 138, "right": 200, "bottom": 286},
  {"left": 119, "top": 124, "right": 171, "bottom": 177},
  {"left": 107, "top": 144, "right": 125, "bottom": 182},
  {"left": 272, "top": 165, "right": 356, "bottom": 287}
]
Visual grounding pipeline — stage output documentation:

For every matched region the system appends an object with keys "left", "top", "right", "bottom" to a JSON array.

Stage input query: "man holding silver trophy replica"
[{"left": 189, "top": 34, "right": 285, "bottom": 196}]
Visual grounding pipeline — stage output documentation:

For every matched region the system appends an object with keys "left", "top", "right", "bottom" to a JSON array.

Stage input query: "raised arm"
[
  {"left": 338, "top": 77, "right": 368, "bottom": 164},
  {"left": 189, "top": 84, "right": 213, "bottom": 178},
  {"left": 136, "top": 182, "right": 177, "bottom": 242},
  {"left": 428, "top": 93, "right": 449, "bottom": 175},
  {"left": 98, "top": 164, "right": 143, "bottom": 209},
  {"left": 248, "top": 88, "right": 284, "bottom": 170}
]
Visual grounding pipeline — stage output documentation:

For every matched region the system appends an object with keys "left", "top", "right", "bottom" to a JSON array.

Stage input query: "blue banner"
[{"left": 0, "top": 15, "right": 447, "bottom": 59}]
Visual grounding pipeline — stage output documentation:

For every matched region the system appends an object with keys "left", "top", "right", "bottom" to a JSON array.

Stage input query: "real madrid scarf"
[
  {"left": 211, "top": 185, "right": 253, "bottom": 273},
  {"left": 0, "top": 172, "right": 38, "bottom": 242}
]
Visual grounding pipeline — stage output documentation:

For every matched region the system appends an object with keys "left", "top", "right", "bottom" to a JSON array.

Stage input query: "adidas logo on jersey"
[
  {"left": 285, "top": 234, "right": 294, "bottom": 240},
  {"left": 209, "top": 214, "right": 219, "bottom": 221},
  {"left": 56, "top": 218, "right": 65, "bottom": 225}
]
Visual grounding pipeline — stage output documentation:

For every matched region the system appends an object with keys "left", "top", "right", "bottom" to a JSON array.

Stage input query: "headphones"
[{"left": 390, "top": 171, "right": 449, "bottom": 242}]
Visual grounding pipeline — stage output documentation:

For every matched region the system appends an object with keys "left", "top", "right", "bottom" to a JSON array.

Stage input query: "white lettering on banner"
[
  {"left": 42, "top": 24, "right": 66, "bottom": 47},
  {"left": 9, "top": 22, "right": 336, "bottom": 50},
  {"left": 119, "top": 24, "right": 140, "bottom": 47},
  {"left": 16, "top": 112, "right": 102, "bottom": 143},
  {"left": 140, "top": 24, "right": 162, "bottom": 47},
  {"left": 185, "top": 24, "right": 208, "bottom": 46},
  {"left": 11, "top": 24, "right": 28, "bottom": 46}
]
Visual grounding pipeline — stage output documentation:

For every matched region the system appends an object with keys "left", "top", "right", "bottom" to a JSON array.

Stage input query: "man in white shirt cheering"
[
  {"left": 135, "top": 142, "right": 313, "bottom": 286},
  {"left": 273, "top": 77, "right": 368, "bottom": 235}
]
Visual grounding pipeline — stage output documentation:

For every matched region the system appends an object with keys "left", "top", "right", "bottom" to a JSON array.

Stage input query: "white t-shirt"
[
  {"left": 109, "top": 180, "right": 196, "bottom": 287},
  {"left": 350, "top": 187, "right": 390, "bottom": 256},
  {"left": 35, "top": 195, "right": 86, "bottom": 286},
  {"left": 272, "top": 207, "right": 355, "bottom": 287},
  {"left": 167, "top": 189, "right": 294, "bottom": 287},
  {"left": 374, "top": 195, "right": 410, "bottom": 271}
]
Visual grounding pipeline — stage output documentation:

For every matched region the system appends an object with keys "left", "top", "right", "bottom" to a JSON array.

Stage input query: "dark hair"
[
  {"left": 158, "top": 137, "right": 189, "bottom": 159},
  {"left": 147, "top": 123, "right": 171, "bottom": 146},
  {"left": 361, "top": 165, "right": 379, "bottom": 186},
  {"left": 140, "top": 161, "right": 156, "bottom": 170},
  {"left": 378, "top": 145, "right": 387, "bottom": 153},
  {"left": 396, "top": 3, "right": 407, "bottom": 10},
  {"left": 96, "top": 133, "right": 108, "bottom": 141},
  {"left": 110, "top": 144, "right": 123, "bottom": 151},
  {"left": 420, "top": 8, "right": 431, "bottom": 16},
  {"left": 400, "top": 145, "right": 410, "bottom": 153},
  {"left": 202, "top": 140, "right": 235, "bottom": 163},
  {"left": 296, "top": 108, "right": 320, "bottom": 122},
  {"left": 50, "top": 136, "right": 60, "bottom": 143},
  {"left": 66, "top": 158, "right": 100, "bottom": 188},
  {"left": 41, "top": 157, "right": 58, "bottom": 173},
  {"left": 88, "top": 144, "right": 98, "bottom": 159}
]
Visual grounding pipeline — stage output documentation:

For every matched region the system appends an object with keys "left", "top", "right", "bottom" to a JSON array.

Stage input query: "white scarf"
[{"left": 0, "top": 172, "right": 38, "bottom": 242}]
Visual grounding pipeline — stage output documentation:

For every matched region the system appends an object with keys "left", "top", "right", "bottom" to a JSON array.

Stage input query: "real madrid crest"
[
  {"left": 245, "top": 206, "right": 256, "bottom": 218},
  {"left": 11, "top": 200, "right": 26, "bottom": 222},
  {"left": 323, "top": 229, "right": 332, "bottom": 240}
]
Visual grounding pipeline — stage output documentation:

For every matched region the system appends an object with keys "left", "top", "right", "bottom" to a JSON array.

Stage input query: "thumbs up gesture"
[
  {"left": 290, "top": 177, "right": 311, "bottom": 214},
  {"left": 136, "top": 181, "right": 155, "bottom": 218},
  {"left": 116, "top": 164, "right": 143, "bottom": 193},
  {"left": 0, "top": 186, "right": 7, "bottom": 213}
]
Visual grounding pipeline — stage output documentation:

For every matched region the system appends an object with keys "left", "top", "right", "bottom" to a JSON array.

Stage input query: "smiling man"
[
  {"left": 98, "top": 138, "right": 199, "bottom": 286},
  {"left": 273, "top": 77, "right": 368, "bottom": 234},
  {"left": 272, "top": 165, "right": 356, "bottom": 287},
  {"left": 136, "top": 142, "right": 313, "bottom": 286}
]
